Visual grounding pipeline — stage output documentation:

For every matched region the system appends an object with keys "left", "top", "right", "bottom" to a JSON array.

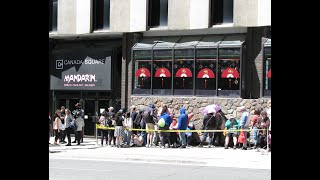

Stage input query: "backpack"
[
  {"left": 205, "top": 115, "right": 216, "bottom": 129},
  {"left": 134, "top": 113, "right": 142, "bottom": 128},
  {"left": 140, "top": 117, "right": 146, "bottom": 129},
  {"left": 243, "top": 113, "right": 251, "bottom": 129}
]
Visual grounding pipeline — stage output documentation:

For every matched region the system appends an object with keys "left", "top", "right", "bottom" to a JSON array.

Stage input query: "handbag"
[
  {"left": 69, "top": 118, "right": 77, "bottom": 131},
  {"left": 223, "top": 127, "right": 227, "bottom": 136},
  {"left": 238, "top": 130, "right": 246, "bottom": 143}
]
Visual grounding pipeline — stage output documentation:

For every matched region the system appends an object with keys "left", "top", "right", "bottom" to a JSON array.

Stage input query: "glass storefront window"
[
  {"left": 218, "top": 48, "right": 241, "bottom": 96},
  {"left": 133, "top": 50, "right": 152, "bottom": 95},
  {"left": 174, "top": 49, "right": 194, "bottom": 95},
  {"left": 153, "top": 50, "right": 172, "bottom": 95},
  {"left": 264, "top": 47, "right": 271, "bottom": 96},
  {"left": 132, "top": 37, "right": 244, "bottom": 97},
  {"left": 196, "top": 49, "right": 217, "bottom": 96}
]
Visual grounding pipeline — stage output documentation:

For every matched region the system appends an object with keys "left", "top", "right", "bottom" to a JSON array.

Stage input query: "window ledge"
[
  {"left": 93, "top": 29, "right": 111, "bottom": 33},
  {"left": 149, "top": 26, "right": 169, "bottom": 31},
  {"left": 49, "top": 31, "right": 58, "bottom": 35},
  {"left": 211, "top": 23, "right": 234, "bottom": 28}
]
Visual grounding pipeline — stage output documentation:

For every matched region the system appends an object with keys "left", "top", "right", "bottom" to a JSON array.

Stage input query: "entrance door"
[
  {"left": 98, "top": 100, "right": 109, "bottom": 115},
  {"left": 69, "top": 99, "right": 80, "bottom": 113},
  {"left": 55, "top": 99, "right": 67, "bottom": 111},
  {"left": 84, "top": 100, "right": 96, "bottom": 136}
]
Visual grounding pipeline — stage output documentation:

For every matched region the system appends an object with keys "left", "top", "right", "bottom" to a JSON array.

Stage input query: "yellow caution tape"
[{"left": 96, "top": 124, "right": 265, "bottom": 133}]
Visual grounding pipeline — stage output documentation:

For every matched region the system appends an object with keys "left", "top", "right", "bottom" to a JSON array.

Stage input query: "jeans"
[
  {"left": 100, "top": 130, "right": 108, "bottom": 145},
  {"left": 54, "top": 130, "right": 61, "bottom": 142},
  {"left": 178, "top": 132, "right": 186, "bottom": 146},
  {"left": 76, "top": 131, "right": 82, "bottom": 144},
  {"left": 60, "top": 130, "right": 67, "bottom": 142},
  {"left": 153, "top": 132, "right": 158, "bottom": 145},
  {"left": 108, "top": 129, "right": 116, "bottom": 145},
  {"left": 253, "top": 127, "right": 258, "bottom": 146},
  {"left": 200, "top": 132, "right": 214, "bottom": 146},
  {"left": 141, "top": 131, "right": 147, "bottom": 145},
  {"left": 65, "top": 127, "right": 73, "bottom": 144},
  {"left": 124, "top": 130, "right": 131, "bottom": 145},
  {"left": 242, "top": 129, "right": 248, "bottom": 148}
]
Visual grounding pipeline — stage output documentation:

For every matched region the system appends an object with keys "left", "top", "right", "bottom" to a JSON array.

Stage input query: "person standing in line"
[
  {"left": 98, "top": 111, "right": 108, "bottom": 146},
  {"left": 75, "top": 111, "right": 85, "bottom": 145},
  {"left": 123, "top": 112, "right": 133, "bottom": 147},
  {"left": 198, "top": 108, "right": 216, "bottom": 148},
  {"left": 72, "top": 103, "right": 84, "bottom": 143},
  {"left": 144, "top": 104, "right": 156, "bottom": 148},
  {"left": 258, "top": 111, "right": 270, "bottom": 149},
  {"left": 140, "top": 111, "right": 147, "bottom": 146},
  {"left": 106, "top": 107, "right": 116, "bottom": 146},
  {"left": 64, "top": 109, "right": 74, "bottom": 146},
  {"left": 214, "top": 105, "right": 227, "bottom": 147},
  {"left": 237, "top": 106, "right": 250, "bottom": 150},
  {"left": 53, "top": 109, "right": 62, "bottom": 146},
  {"left": 60, "top": 106, "right": 67, "bottom": 143},
  {"left": 114, "top": 109, "right": 125, "bottom": 148},
  {"left": 158, "top": 105, "right": 172, "bottom": 148},
  {"left": 224, "top": 114, "right": 239, "bottom": 149},
  {"left": 251, "top": 109, "right": 261, "bottom": 149},
  {"left": 169, "top": 118, "right": 179, "bottom": 148},
  {"left": 76, "top": 103, "right": 85, "bottom": 143},
  {"left": 177, "top": 107, "right": 188, "bottom": 148},
  {"left": 130, "top": 105, "right": 138, "bottom": 144}
]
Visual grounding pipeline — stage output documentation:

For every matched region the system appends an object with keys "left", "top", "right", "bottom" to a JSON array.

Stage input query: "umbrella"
[
  {"left": 221, "top": 68, "right": 240, "bottom": 88},
  {"left": 267, "top": 69, "right": 271, "bottom": 78},
  {"left": 155, "top": 67, "right": 171, "bottom": 88},
  {"left": 135, "top": 68, "right": 151, "bottom": 88},
  {"left": 175, "top": 68, "right": 192, "bottom": 88},
  {"left": 202, "top": 104, "right": 216, "bottom": 115},
  {"left": 197, "top": 68, "right": 215, "bottom": 89}
]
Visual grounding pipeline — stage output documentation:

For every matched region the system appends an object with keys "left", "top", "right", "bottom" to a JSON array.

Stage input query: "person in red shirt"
[
  {"left": 187, "top": 113, "right": 193, "bottom": 126},
  {"left": 251, "top": 111, "right": 260, "bottom": 149}
]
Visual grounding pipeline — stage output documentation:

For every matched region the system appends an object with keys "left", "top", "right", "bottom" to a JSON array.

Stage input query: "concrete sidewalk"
[{"left": 49, "top": 137, "right": 271, "bottom": 170}]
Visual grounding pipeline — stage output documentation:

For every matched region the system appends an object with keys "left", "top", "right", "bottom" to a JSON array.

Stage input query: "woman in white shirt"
[
  {"left": 124, "top": 112, "right": 133, "bottom": 146},
  {"left": 53, "top": 109, "right": 62, "bottom": 145}
]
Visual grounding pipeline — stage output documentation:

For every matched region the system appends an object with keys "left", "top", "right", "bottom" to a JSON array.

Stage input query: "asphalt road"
[{"left": 49, "top": 159, "right": 271, "bottom": 180}]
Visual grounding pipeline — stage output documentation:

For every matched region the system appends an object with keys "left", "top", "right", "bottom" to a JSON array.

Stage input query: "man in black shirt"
[
  {"left": 114, "top": 109, "right": 125, "bottom": 148},
  {"left": 105, "top": 107, "right": 116, "bottom": 146}
]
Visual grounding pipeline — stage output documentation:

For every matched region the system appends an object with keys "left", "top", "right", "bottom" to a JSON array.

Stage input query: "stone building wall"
[{"left": 131, "top": 96, "right": 271, "bottom": 130}]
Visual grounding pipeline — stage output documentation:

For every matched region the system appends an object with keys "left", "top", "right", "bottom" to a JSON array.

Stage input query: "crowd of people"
[
  {"left": 49, "top": 102, "right": 271, "bottom": 151},
  {"left": 49, "top": 103, "right": 85, "bottom": 146},
  {"left": 95, "top": 104, "right": 271, "bottom": 151}
]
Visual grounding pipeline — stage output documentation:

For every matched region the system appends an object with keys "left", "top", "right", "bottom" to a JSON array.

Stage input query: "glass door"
[{"left": 84, "top": 100, "right": 96, "bottom": 136}]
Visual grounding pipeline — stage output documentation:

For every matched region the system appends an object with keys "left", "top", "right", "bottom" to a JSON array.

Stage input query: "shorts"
[
  {"left": 114, "top": 126, "right": 125, "bottom": 137},
  {"left": 226, "top": 133, "right": 238, "bottom": 137},
  {"left": 146, "top": 123, "right": 155, "bottom": 133}
]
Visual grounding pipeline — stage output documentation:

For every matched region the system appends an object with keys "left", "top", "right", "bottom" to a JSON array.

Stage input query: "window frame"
[
  {"left": 263, "top": 43, "right": 271, "bottom": 97},
  {"left": 93, "top": 0, "right": 110, "bottom": 31},
  {"left": 49, "top": 0, "right": 58, "bottom": 32},
  {"left": 195, "top": 48, "right": 218, "bottom": 96},
  {"left": 173, "top": 48, "right": 195, "bottom": 96},
  {"left": 210, "top": 0, "right": 234, "bottom": 26},
  {"left": 131, "top": 36, "right": 244, "bottom": 97},
  {"left": 217, "top": 47, "right": 242, "bottom": 97},
  {"left": 132, "top": 50, "right": 153, "bottom": 95},
  {"left": 148, "top": 0, "right": 168, "bottom": 28},
  {"left": 152, "top": 49, "right": 174, "bottom": 96}
]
